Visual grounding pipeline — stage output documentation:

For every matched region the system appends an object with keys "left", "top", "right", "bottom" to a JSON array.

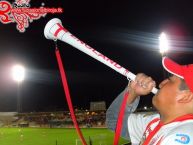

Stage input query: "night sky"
[{"left": 1, "top": 0, "right": 193, "bottom": 112}]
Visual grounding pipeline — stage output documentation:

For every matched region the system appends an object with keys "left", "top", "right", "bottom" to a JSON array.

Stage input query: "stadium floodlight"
[
  {"left": 159, "top": 32, "right": 169, "bottom": 55},
  {"left": 159, "top": 32, "right": 170, "bottom": 79},
  {"left": 12, "top": 65, "right": 25, "bottom": 83},
  {"left": 11, "top": 64, "right": 25, "bottom": 113}
]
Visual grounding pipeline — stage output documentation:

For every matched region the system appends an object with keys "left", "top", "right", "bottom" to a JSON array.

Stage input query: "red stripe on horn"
[{"left": 54, "top": 23, "right": 68, "bottom": 37}]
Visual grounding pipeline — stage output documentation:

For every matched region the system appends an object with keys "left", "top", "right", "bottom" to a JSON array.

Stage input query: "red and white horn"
[{"left": 44, "top": 18, "right": 158, "bottom": 94}]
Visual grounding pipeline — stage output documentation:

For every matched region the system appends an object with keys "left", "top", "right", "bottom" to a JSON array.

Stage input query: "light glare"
[
  {"left": 12, "top": 65, "right": 25, "bottom": 82},
  {"left": 159, "top": 32, "right": 169, "bottom": 54}
]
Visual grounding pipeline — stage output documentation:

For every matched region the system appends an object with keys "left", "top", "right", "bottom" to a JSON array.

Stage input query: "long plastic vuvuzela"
[{"left": 44, "top": 18, "right": 158, "bottom": 94}]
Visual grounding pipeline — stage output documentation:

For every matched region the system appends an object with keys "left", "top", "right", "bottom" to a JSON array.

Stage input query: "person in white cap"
[{"left": 106, "top": 57, "right": 193, "bottom": 145}]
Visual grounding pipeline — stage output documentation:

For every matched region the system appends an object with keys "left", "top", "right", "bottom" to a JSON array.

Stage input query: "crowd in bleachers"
[{"left": 14, "top": 110, "right": 106, "bottom": 128}]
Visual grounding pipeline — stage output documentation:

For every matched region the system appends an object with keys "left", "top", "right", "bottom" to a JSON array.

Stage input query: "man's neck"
[{"left": 160, "top": 112, "right": 193, "bottom": 124}]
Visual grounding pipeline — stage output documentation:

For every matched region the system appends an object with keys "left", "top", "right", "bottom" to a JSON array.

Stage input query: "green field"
[{"left": 0, "top": 128, "right": 129, "bottom": 145}]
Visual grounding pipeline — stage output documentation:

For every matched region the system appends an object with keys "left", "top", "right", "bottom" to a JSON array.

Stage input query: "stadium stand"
[
  {"left": 5, "top": 110, "right": 106, "bottom": 128},
  {"left": 0, "top": 112, "right": 18, "bottom": 127}
]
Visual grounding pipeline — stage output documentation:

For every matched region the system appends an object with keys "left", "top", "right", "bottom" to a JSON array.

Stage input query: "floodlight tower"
[
  {"left": 159, "top": 32, "right": 170, "bottom": 78},
  {"left": 159, "top": 32, "right": 169, "bottom": 56},
  {"left": 12, "top": 65, "right": 25, "bottom": 113}
]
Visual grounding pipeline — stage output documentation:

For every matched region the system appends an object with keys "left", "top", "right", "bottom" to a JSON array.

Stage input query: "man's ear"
[{"left": 177, "top": 90, "right": 193, "bottom": 103}]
